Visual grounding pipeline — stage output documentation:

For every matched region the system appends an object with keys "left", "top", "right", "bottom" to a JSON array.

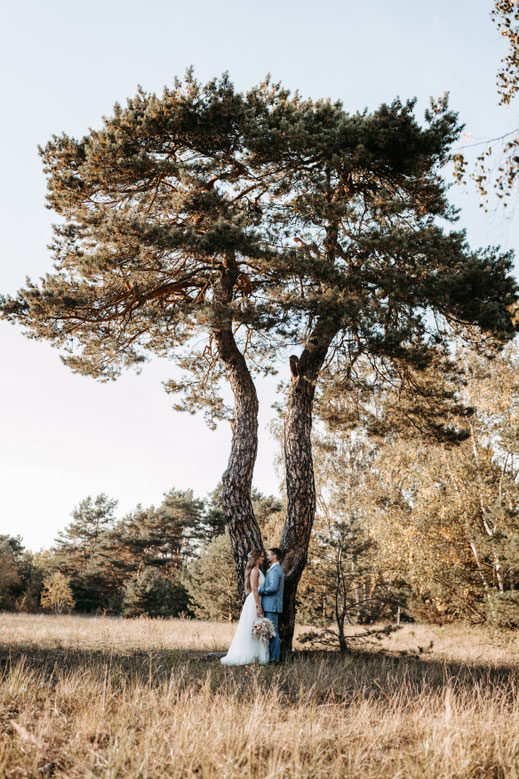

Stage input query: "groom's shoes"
[{"left": 267, "top": 660, "right": 281, "bottom": 665}]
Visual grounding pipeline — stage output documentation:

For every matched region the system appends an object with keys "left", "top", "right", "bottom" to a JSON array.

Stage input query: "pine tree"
[
  {"left": 54, "top": 493, "right": 118, "bottom": 569},
  {"left": 120, "top": 567, "right": 187, "bottom": 617},
  {"left": 99, "top": 488, "right": 205, "bottom": 584},
  {"left": 51, "top": 493, "right": 118, "bottom": 611},
  {"left": 114, "top": 490, "right": 204, "bottom": 572},
  {"left": 13, "top": 551, "right": 46, "bottom": 613},
  {"left": 200, "top": 483, "right": 228, "bottom": 541},
  {"left": 0, "top": 536, "right": 21, "bottom": 609},
  {"left": 200, "top": 483, "right": 283, "bottom": 545},
  {"left": 2, "top": 71, "right": 518, "bottom": 653},
  {"left": 182, "top": 533, "right": 240, "bottom": 621}
]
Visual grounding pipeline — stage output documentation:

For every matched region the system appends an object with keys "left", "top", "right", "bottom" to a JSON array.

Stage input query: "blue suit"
[{"left": 258, "top": 562, "right": 284, "bottom": 662}]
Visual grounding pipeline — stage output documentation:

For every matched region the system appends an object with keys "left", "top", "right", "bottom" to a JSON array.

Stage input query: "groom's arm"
[{"left": 258, "top": 567, "right": 281, "bottom": 595}]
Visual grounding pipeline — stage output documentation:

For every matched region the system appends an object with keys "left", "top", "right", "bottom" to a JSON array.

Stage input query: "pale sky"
[{"left": 1, "top": 0, "right": 518, "bottom": 551}]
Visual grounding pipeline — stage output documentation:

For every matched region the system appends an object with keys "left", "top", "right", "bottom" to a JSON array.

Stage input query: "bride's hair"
[{"left": 244, "top": 549, "right": 263, "bottom": 594}]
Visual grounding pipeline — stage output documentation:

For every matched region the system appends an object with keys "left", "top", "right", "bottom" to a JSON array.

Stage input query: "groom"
[{"left": 258, "top": 547, "right": 285, "bottom": 664}]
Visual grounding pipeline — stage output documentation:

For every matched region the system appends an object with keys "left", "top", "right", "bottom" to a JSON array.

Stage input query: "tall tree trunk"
[
  {"left": 279, "top": 321, "right": 336, "bottom": 656},
  {"left": 211, "top": 256, "right": 264, "bottom": 599}
]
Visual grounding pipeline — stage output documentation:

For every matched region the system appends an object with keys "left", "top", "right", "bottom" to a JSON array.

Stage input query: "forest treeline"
[
  {"left": 0, "top": 485, "right": 282, "bottom": 622},
  {"left": 2, "top": 339, "right": 519, "bottom": 640}
]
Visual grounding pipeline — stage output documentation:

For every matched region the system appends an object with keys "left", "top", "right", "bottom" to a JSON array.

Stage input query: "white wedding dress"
[{"left": 221, "top": 569, "right": 269, "bottom": 666}]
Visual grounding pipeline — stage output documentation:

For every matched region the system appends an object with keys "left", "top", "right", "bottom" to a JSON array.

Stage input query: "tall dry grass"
[{"left": 2, "top": 613, "right": 519, "bottom": 777}]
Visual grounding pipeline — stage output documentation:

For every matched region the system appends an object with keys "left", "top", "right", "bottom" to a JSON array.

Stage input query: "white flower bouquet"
[{"left": 251, "top": 616, "right": 276, "bottom": 645}]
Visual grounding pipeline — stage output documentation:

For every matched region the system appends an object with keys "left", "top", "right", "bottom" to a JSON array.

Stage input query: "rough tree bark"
[
  {"left": 279, "top": 322, "right": 337, "bottom": 656},
  {"left": 211, "top": 254, "right": 264, "bottom": 598}
]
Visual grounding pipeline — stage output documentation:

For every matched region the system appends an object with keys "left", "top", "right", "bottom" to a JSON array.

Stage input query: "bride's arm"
[{"left": 250, "top": 569, "right": 263, "bottom": 616}]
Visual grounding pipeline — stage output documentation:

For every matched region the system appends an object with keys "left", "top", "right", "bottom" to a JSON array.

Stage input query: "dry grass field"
[{"left": 2, "top": 614, "right": 519, "bottom": 777}]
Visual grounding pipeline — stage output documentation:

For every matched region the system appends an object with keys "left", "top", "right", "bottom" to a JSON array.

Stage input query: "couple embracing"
[{"left": 221, "top": 548, "right": 284, "bottom": 666}]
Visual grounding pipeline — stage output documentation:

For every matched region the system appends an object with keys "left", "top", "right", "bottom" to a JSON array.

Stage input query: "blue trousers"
[{"left": 264, "top": 611, "right": 280, "bottom": 662}]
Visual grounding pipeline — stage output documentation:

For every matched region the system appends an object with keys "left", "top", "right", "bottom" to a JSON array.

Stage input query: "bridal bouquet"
[{"left": 251, "top": 617, "right": 276, "bottom": 645}]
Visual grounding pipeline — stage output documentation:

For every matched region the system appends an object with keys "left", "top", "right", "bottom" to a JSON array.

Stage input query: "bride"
[{"left": 221, "top": 549, "right": 269, "bottom": 666}]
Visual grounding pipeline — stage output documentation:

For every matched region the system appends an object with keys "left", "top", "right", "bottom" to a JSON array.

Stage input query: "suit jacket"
[{"left": 258, "top": 562, "right": 284, "bottom": 613}]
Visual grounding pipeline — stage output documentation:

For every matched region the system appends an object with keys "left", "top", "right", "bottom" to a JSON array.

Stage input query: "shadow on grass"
[{"left": 2, "top": 642, "right": 519, "bottom": 706}]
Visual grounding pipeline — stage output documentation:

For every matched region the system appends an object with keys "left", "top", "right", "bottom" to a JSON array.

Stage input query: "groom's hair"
[{"left": 269, "top": 547, "right": 283, "bottom": 562}]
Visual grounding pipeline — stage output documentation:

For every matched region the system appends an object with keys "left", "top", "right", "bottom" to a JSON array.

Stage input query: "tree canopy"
[
  {"left": 2, "top": 72, "right": 515, "bottom": 403},
  {"left": 452, "top": 1, "right": 519, "bottom": 208}
]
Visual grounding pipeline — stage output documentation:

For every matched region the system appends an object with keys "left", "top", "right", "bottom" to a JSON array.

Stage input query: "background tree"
[
  {"left": 193, "top": 483, "right": 283, "bottom": 543},
  {"left": 0, "top": 536, "right": 22, "bottom": 609},
  {"left": 47, "top": 487, "right": 204, "bottom": 614},
  {"left": 100, "top": 488, "right": 204, "bottom": 614},
  {"left": 452, "top": 1, "right": 519, "bottom": 214},
  {"left": 397, "top": 340, "right": 519, "bottom": 627},
  {"left": 105, "top": 489, "right": 205, "bottom": 575},
  {"left": 182, "top": 532, "right": 239, "bottom": 621},
  {"left": 0, "top": 535, "right": 47, "bottom": 612},
  {"left": 53, "top": 493, "right": 118, "bottom": 565},
  {"left": 182, "top": 489, "right": 283, "bottom": 620},
  {"left": 120, "top": 566, "right": 186, "bottom": 617},
  {"left": 13, "top": 553, "right": 46, "bottom": 613},
  {"left": 297, "top": 431, "right": 403, "bottom": 651},
  {"left": 40, "top": 571, "right": 75, "bottom": 614},
  {"left": 321, "top": 338, "right": 519, "bottom": 628},
  {"left": 51, "top": 493, "right": 118, "bottom": 610},
  {"left": 201, "top": 483, "right": 228, "bottom": 540}
]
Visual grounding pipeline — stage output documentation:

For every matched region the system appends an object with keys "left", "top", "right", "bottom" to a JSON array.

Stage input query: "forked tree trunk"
[
  {"left": 218, "top": 339, "right": 263, "bottom": 598},
  {"left": 212, "top": 258, "right": 264, "bottom": 598},
  {"left": 279, "top": 325, "right": 336, "bottom": 656}
]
